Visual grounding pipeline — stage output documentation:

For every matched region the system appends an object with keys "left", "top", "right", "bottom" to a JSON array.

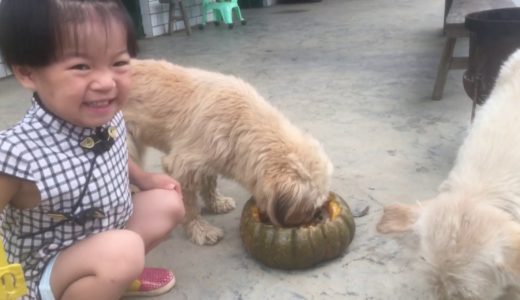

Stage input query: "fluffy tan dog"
[
  {"left": 377, "top": 50, "right": 520, "bottom": 300},
  {"left": 123, "top": 59, "right": 333, "bottom": 245}
]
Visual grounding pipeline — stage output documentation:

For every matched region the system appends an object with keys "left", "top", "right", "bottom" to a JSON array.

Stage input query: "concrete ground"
[{"left": 0, "top": 0, "right": 475, "bottom": 298}]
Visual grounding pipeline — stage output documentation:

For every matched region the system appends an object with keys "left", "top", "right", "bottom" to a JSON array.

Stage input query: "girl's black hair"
[{"left": 0, "top": 0, "right": 138, "bottom": 68}]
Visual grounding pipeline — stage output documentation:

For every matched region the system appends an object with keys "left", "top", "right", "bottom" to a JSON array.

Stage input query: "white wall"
[
  {"left": 140, "top": 0, "right": 278, "bottom": 38},
  {"left": 0, "top": 0, "right": 9, "bottom": 79},
  {"left": 140, "top": 0, "right": 214, "bottom": 37},
  {"left": 140, "top": 0, "right": 277, "bottom": 38},
  {"left": 0, "top": 61, "right": 9, "bottom": 79}
]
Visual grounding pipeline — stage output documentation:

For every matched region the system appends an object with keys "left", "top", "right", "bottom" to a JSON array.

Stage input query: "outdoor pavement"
[{"left": 0, "top": 0, "right": 475, "bottom": 298}]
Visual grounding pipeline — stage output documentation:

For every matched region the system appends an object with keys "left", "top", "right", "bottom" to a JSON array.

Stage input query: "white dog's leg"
[
  {"left": 200, "top": 175, "right": 236, "bottom": 214},
  {"left": 183, "top": 189, "right": 224, "bottom": 245}
]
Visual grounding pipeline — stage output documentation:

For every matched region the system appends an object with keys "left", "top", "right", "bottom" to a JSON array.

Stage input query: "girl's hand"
[
  {"left": 128, "top": 159, "right": 182, "bottom": 194},
  {"left": 139, "top": 172, "right": 182, "bottom": 195}
]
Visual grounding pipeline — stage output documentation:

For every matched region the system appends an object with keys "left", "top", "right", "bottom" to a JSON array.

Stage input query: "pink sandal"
[{"left": 124, "top": 268, "right": 176, "bottom": 297}]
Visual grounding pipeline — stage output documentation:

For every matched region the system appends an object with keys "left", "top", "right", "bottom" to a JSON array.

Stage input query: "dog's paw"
[
  {"left": 205, "top": 195, "right": 236, "bottom": 214},
  {"left": 185, "top": 219, "right": 224, "bottom": 245}
]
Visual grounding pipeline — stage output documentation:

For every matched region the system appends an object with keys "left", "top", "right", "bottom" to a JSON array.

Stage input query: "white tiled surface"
[
  {"left": 0, "top": 64, "right": 8, "bottom": 79},
  {"left": 0, "top": 61, "right": 9, "bottom": 79},
  {"left": 146, "top": 0, "right": 208, "bottom": 37},
  {"left": 143, "top": 0, "right": 274, "bottom": 37},
  {"left": 0, "top": 0, "right": 12, "bottom": 79}
]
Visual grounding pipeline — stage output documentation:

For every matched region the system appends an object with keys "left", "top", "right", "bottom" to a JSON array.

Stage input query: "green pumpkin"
[{"left": 239, "top": 192, "right": 355, "bottom": 270}]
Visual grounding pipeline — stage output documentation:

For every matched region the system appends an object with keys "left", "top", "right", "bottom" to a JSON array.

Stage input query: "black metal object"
[
  {"left": 238, "top": 0, "right": 264, "bottom": 9},
  {"left": 463, "top": 8, "right": 520, "bottom": 106},
  {"left": 122, "top": 0, "right": 145, "bottom": 38}
]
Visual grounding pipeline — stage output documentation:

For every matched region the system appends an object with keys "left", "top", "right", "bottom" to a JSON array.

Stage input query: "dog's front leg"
[
  {"left": 200, "top": 175, "right": 236, "bottom": 214},
  {"left": 162, "top": 154, "right": 225, "bottom": 245},
  {"left": 183, "top": 189, "right": 225, "bottom": 245}
]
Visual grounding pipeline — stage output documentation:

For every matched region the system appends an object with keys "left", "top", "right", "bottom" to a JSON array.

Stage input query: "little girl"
[{"left": 0, "top": 0, "right": 185, "bottom": 299}]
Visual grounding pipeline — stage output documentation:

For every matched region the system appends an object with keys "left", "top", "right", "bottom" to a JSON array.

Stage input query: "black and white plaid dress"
[{"left": 0, "top": 98, "right": 133, "bottom": 299}]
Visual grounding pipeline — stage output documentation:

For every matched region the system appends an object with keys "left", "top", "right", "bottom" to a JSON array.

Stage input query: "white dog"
[
  {"left": 123, "top": 59, "right": 333, "bottom": 245},
  {"left": 377, "top": 49, "right": 520, "bottom": 299}
]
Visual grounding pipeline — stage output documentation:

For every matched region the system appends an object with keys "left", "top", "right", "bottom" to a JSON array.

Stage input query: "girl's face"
[{"left": 15, "top": 17, "right": 132, "bottom": 128}]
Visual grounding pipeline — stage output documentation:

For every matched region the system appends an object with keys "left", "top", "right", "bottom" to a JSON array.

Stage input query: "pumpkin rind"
[{"left": 239, "top": 192, "right": 356, "bottom": 270}]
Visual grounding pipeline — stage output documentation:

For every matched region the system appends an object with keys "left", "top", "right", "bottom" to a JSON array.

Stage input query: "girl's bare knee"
[
  {"left": 128, "top": 189, "right": 185, "bottom": 247},
  {"left": 169, "top": 190, "right": 185, "bottom": 222},
  {"left": 160, "top": 189, "right": 185, "bottom": 223},
  {"left": 155, "top": 190, "right": 185, "bottom": 240},
  {"left": 98, "top": 230, "right": 145, "bottom": 281}
]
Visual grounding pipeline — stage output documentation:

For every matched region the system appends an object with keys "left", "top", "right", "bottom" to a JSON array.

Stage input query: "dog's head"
[
  {"left": 265, "top": 176, "right": 328, "bottom": 227},
  {"left": 377, "top": 193, "right": 520, "bottom": 300},
  {"left": 254, "top": 144, "right": 333, "bottom": 227}
]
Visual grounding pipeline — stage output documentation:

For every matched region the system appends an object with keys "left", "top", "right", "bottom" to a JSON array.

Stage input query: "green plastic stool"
[{"left": 199, "top": 0, "right": 247, "bottom": 29}]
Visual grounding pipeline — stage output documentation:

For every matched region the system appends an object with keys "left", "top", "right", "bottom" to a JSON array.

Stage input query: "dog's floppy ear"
[
  {"left": 376, "top": 203, "right": 423, "bottom": 234},
  {"left": 503, "top": 227, "right": 520, "bottom": 278}
]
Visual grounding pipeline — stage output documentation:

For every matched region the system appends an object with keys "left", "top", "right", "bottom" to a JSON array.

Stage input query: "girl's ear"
[{"left": 11, "top": 65, "right": 37, "bottom": 91}]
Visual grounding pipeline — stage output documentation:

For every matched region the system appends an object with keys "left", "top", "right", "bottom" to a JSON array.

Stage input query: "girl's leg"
[
  {"left": 49, "top": 189, "right": 183, "bottom": 299},
  {"left": 125, "top": 188, "right": 185, "bottom": 252},
  {"left": 123, "top": 189, "right": 185, "bottom": 297},
  {"left": 50, "top": 230, "right": 145, "bottom": 300}
]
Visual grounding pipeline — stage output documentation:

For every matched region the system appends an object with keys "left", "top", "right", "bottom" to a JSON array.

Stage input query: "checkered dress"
[{"left": 0, "top": 98, "right": 133, "bottom": 299}]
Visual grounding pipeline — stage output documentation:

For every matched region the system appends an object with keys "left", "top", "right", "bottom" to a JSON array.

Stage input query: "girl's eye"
[
  {"left": 114, "top": 60, "right": 130, "bottom": 67},
  {"left": 71, "top": 64, "right": 89, "bottom": 71}
]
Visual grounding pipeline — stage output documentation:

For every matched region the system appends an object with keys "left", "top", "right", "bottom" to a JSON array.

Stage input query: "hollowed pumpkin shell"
[{"left": 239, "top": 192, "right": 355, "bottom": 270}]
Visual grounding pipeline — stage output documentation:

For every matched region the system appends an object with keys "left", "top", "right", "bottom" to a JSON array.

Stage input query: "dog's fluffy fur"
[
  {"left": 377, "top": 50, "right": 520, "bottom": 300},
  {"left": 124, "top": 59, "right": 333, "bottom": 245}
]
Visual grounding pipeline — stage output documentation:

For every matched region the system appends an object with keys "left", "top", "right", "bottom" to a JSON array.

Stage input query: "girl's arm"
[
  {"left": 128, "top": 158, "right": 147, "bottom": 188},
  {"left": 0, "top": 174, "right": 20, "bottom": 211},
  {"left": 128, "top": 159, "right": 182, "bottom": 194}
]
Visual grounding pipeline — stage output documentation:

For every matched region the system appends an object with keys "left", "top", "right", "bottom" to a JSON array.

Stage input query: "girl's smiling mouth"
[{"left": 84, "top": 99, "right": 114, "bottom": 108}]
